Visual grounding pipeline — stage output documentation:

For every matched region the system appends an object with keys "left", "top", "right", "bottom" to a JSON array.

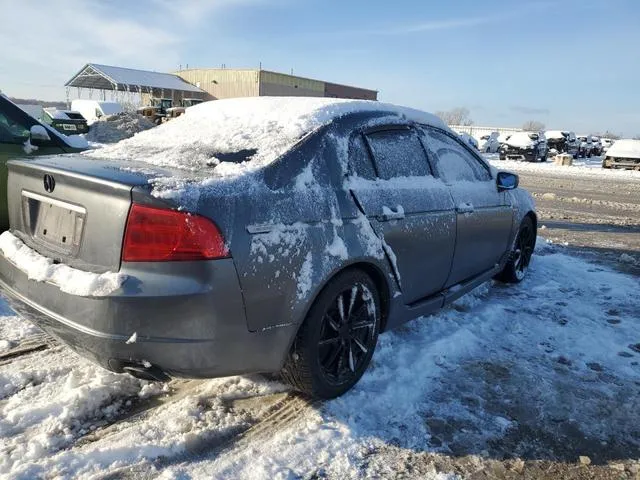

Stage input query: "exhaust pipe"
[{"left": 109, "top": 359, "right": 171, "bottom": 382}]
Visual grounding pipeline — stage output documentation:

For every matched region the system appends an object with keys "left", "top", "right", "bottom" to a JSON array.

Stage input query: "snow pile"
[
  {"left": 84, "top": 113, "right": 155, "bottom": 144},
  {"left": 0, "top": 231, "right": 126, "bottom": 296},
  {"left": 605, "top": 139, "right": 640, "bottom": 159},
  {"left": 87, "top": 97, "right": 446, "bottom": 177}
]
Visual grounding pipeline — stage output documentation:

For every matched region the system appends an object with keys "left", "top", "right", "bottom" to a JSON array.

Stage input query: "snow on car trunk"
[{"left": 1, "top": 241, "right": 639, "bottom": 478}]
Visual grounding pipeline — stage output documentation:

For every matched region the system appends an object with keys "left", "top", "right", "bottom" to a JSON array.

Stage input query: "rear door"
[
  {"left": 421, "top": 127, "right": 513, "bottom": 287},
  {"left": 347, "top": 126, "right": 456, "bottom": 303}
]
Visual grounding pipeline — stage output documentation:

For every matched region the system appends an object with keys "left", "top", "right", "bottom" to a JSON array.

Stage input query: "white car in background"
[
  {"left": 602, "top": 139, "right": 640, "bottom": 170},
  {"left": 70, "top": 100, "right": 123, "bottom": 124},
  {"left": 456, "top": 131, "right": 479, "bottom": 150},
  {"left": 601, "top": 138, "right": 615, "bottom": 153},
  {"left": 475, "top": 131, "right": 501, "bottom": 153}
]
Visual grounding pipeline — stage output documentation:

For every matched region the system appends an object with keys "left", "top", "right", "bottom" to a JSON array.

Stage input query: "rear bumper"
[{"left": 0, "top": 255, "right": 296, "bottom": 378}]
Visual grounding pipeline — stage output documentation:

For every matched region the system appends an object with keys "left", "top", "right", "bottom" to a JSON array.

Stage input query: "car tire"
[
  {"left": 494, "top": 217, "right": 536, "bottom": 284},
  {"left": 280, "top": 269, "right": 381, "bottom": 399}
]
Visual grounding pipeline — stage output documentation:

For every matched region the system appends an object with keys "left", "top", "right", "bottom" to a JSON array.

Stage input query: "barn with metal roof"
[{"left": 65, "top": 63, "right": 209, "bottom": 104}]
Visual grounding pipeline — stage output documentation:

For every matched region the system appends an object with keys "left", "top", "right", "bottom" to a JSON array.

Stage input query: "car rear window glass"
[
  {"left": 422, "top": 128, "right": 491, "bottom": 183},
  {"left": 349, "top": 135, "right": 376, "bottom": 179},
  {"left": 365, "top": 128, "right": 430, "bottom": 179}
]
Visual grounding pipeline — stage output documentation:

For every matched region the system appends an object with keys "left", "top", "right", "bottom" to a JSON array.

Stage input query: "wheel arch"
[{"left": 284, "top": 259, "right": 393, "bottom": 361}]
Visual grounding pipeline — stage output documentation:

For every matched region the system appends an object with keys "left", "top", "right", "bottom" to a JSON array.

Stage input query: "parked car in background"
[
  {"left": 545, "top": 130, "right": 579, "bottom": 158},
  {"left": 590, "top": 136, "right": 603, "bottom": 156},
  {"left": 457, "top": 131, "right": 479, "bottom": 150},
  {"left": 0, "top": 94, "right": 88, "bottom": 229},
  {"left": 497, "top": 133, "right": 512, "bottom": 147},
  {"left": 602, "top": 139, "right": 640, "bottom": 170},
  {"left": 475, "top": 132, "right": 501, "bottom": 153},
  {"left": 577, "top": 135, "right": 594, "bottom": 157},
  {"left": 0, "top": 98, "right": 537, "bottom": 399},
  {"left": 41, "top": 108, "right": 89, "bottom": 135},
  {"left": 601, "top": 138, "right": 615, "bottom": 154},
  {"left": 499, "top": 131, "right": 549, "bottom": 162},
  {"left": 70, "top": 100, "right": 123, "bottom": 124}
]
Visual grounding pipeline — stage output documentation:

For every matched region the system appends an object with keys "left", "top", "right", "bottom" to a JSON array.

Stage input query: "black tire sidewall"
[{"left": 293, "top": 270, "right": 381, "bottom": 399}]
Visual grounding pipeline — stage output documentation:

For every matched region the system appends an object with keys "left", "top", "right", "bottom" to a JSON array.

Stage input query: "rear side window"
[
  {"left": 348, "top": 134, "right": 376, "bottom": 179},
  {"left": 365, "top": 128, "right": 431, "bottom": 179},
  {"left": 421, "top": 128, "right": 491, "bottom": 183}
]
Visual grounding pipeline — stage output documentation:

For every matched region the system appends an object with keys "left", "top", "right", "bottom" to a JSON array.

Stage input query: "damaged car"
[
  {"left": 0, "top": 98, "right": 537, "bottom": 399},
  {"left": 499, "top": 131, "right": 549, "bottom": 162},
  {"left": 602, "top": 139, "right": 640, "bottom": 170}
]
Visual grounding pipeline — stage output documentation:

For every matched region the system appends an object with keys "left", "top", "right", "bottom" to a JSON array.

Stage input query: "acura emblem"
[{"left": 43, "top": 174, "right": 55, "bottom": 193}]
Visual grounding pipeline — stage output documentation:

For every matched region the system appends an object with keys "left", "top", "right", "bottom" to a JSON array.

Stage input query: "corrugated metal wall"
[
  {"left": 324, "top": 82, "right": 377, "bottom": 100},
  {"left": 175, "top": 69, "right": 259, "bottom": 99},
  {"left": 259, "top": 71, "right": 324, "bottom": 97}
]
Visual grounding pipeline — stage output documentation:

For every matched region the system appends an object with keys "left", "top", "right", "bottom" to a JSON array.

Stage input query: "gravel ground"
[{"left": 490, "top": 156, "right": 640, "bottom": 277}]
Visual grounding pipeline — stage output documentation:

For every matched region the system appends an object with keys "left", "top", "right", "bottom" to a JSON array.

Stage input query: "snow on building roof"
[
  {"left": 605, "top": 139, "right": 640, "bottom": 159},
  {"left": 66, "top": 63, "right": 204, "bottom": 94},
  {"left": 88, "top": 96, "right": 447, "bottom": 177}
]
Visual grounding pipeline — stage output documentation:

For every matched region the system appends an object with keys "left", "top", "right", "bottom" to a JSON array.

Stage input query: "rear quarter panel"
[{"left": 225, "top": 128, "right": 393, "bottom": 333}]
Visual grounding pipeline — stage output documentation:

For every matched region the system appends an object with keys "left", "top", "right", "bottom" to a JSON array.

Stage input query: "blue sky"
[{"left": 1, "top": 0, "right": 639, "bottom": 135}]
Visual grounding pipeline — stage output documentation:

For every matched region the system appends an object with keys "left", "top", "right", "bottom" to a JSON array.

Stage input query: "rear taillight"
[{"left": 122, "top": 204, "right": 229, "bottom": 262}]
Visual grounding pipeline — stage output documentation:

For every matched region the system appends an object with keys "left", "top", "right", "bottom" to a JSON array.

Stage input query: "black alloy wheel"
[
  {"left": 317, "top": 283, "right": 377, "bottom": 384},
  {"left": 495, "top": 217, "right": 536, "bottom": 283},
  {"left": 281, "top": 270, "right": 381, "bottom": 399}
]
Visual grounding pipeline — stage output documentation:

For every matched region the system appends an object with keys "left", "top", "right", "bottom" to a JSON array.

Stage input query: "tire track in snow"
[{"left": 0, "top": 333, "right": 55, "bottom": 365}]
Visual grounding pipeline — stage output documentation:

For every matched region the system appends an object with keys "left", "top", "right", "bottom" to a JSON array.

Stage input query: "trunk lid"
[{"left": 6, "top": 154, "right": 179, "bottom": 273}]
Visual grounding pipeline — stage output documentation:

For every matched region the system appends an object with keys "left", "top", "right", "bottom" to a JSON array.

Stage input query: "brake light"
[{"left": 122, "top": 204, "right": 229, "bottom": 262}]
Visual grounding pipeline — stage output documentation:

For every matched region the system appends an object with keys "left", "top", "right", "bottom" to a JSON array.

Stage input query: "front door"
[
  {"left": 347, "top": 127, "right": 457, "bottom": 304},
  {"left": 421, "top": 127, "right": 514, "bottom": 286}
]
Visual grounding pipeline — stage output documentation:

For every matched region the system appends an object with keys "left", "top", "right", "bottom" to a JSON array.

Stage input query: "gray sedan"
[{"left": 0, "top": 99, "right": 536, "bottom": 399}]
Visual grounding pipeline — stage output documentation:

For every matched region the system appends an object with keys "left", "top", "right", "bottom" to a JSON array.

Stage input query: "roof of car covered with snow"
[
  {"left": 87, "top": 97, "right": 447, "bottom": 177},
  {"left": 605, "top": 139, "right": 640, "bottom": 159}
]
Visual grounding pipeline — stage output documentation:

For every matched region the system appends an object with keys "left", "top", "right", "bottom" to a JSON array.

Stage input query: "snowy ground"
[
  {"left": 1, "top": 238, "right": 639, "bottom": 479},
  {"left": 1, "top": 155, "right": 639, "bottom": 479}
]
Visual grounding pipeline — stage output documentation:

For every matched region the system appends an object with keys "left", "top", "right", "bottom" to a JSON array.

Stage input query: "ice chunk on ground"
[{"left": 0, "top": 231, "right": 126, "bottom": 297}]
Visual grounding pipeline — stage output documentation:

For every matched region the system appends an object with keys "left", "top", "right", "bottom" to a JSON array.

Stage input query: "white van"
[{"left": 70, "top": 100, "right": 123, "bottom": 124}]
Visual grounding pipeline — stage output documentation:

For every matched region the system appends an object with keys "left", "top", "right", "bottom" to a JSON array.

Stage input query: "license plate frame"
[
  {"left": 21, "top": 190, "right": 86, "bottom": 256},
  {"left": 62, "top": 123, "right": 78, "bottom": 131}
]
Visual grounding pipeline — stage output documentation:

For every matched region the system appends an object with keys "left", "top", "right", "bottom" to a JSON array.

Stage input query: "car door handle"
[
  {"left": 456, "top": 202, "right": 475, "bottom": 214},
  {"left": 378, "top": 206, "right": 405, "bottom": 221}
]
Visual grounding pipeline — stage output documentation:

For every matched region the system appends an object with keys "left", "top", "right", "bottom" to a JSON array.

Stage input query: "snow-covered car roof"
[
  {"left": 605, "top": 139, "right": 640, "bottom": 159},
  {"left": 88, "top": 97, "right": 446, "bottom": 177},
  {"left": 506, "top": 132, "right": 539, "bottom": 147},
  {"left": 545, "top": 130, "right": 567, "bottom": 140}
]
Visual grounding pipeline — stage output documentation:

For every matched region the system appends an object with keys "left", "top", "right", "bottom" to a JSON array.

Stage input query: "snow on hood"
[
  {"left": 545, "top": 130, "right": 566, "bottom": 140},
  {"left": 506, "top": 132, "right": 536, "bottom": 148},
  {"left": 605, "top": 139, "right": 640, "bottom": 159},
  {"left": 86, "top": 97, "right": 446, "bottom": 177}
]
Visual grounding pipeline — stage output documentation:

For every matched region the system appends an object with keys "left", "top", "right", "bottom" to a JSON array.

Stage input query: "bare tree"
[
  {"left": 435, "top": 107, "right": 473, "bottom": 126},
  {"left": 592, "top": 130, "right": 621, "bottom": 139},
  {"left": 522, "top": 120, "right": 545, "bottom": 131}
]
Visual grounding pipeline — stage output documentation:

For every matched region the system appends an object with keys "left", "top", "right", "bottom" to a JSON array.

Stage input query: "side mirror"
[
  {"left": 497, "top": 171, "right": 519, "bottom": 191},
  {"left": 30, "top": 125, "right": 51, "bottom": 142}
]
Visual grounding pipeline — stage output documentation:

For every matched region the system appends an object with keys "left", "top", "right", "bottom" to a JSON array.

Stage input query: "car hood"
[
  {"left": 506, "top": 139, "right": 535, "bottom": 149},
  {"left": 605, "top": 139, "right": 640, "bottom": 159}
]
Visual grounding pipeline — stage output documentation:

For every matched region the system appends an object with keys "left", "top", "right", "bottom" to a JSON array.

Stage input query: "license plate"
[
  {"left": 22, "top": 191, "right": 86, "bottom": 255},
  {"left": 62, "top": 124, "right": 77, "bottom": 131}
]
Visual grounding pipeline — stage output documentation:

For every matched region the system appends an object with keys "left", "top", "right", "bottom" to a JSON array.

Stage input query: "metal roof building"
[{"left": 65, "top": 63, "right": 208, "bottom": 103}]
